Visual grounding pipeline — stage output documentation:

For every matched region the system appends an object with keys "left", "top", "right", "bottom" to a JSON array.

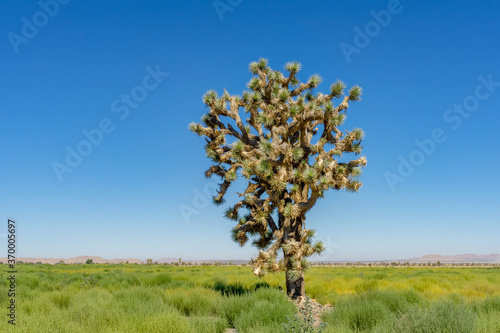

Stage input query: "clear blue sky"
[{"left": 1, "top": 0, "right": 499, "bottom": 261}]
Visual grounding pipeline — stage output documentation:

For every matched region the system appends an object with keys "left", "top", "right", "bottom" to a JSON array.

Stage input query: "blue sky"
[{"left": 1, "top": 0, "right": 499, "bottom": 261}]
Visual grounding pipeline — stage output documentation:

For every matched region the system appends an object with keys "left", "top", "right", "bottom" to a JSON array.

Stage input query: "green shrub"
[
  {"left": 50, "top": 291, "right": 72, "bottom": 309},
  {"left": 367, "top": 289, "right": 422, "bottom": 315},
  {"left": 473, "top": 312, "right": 500, "bottom": 333},
  {"left": 322, "top": 295, "right": 393, "bottom": 331},
  {"left": 370, "top": 272, "right": 387, "bottom": 280},
  {"left": 189, "top": 316, "right": 227, "bottom": 333},
  {"left": 80, "top": 274, "right": 98, "bottom": 289},
  {"left": 220, "top": 294, "right": 255, "bottom": 327},
  {"left": 253, "top": 287, "right": 286, "bottom": 302},
  {"left": 145, "top": 272, "right": 173, "bottom": 287},
  {"left": 354, "top": 279, "right": 378, "bottom": 293},
  {"left": 114, "top": 286, "right": 167, "bottom": 313},
  {"left": 477, "top": 296, "right": 500, "bottom": 313},
  {"left": 234, "top": 290, "right": 296, "bottom": 333},
  {"left": 56, "top": 274, "right": 72, "bottom": 290},
  {"left": 213, "top": 280, "right": 247, "bottom": 296},
  {"left": 165, "top": 287, "right": 221, "bottom": 316},
  {"left": 401, "top": 288, "right": 425, "bottom": 305},
  {"left": 236, "top": 300, "right": 295, "bottom": 332},
  {"left": 391, "top": 300, "right": 476, "bottom": 333},
  {"left": 137, "top": 311, "right": 192, "bottom": 333},
  {"left": 19, "top": 275, "right": 40, "bottom": 289},
  {"left": 283, "top": 297, "right": 326, "bottom": 333}
]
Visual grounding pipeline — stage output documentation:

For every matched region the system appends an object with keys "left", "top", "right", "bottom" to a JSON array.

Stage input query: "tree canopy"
[{"left": 190, "top": 58, "right": 366, "bottom": 296}]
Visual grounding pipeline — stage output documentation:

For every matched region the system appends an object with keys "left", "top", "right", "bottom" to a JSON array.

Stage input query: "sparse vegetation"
[
  {"left": 1, "top": 264, "right": 499, "bottom": 332},
  {"left": 80, "top": 273, "right": 98, "bottom": 289},
  {"left": 284, "top": 296, "right": 326, "bottom": 332}
]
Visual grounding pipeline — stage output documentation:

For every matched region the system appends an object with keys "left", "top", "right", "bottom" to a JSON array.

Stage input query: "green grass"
[{"left": 0, "top": 264, "right": 499, "bottom": 332}]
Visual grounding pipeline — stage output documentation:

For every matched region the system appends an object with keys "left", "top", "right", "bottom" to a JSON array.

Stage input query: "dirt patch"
[
  {"left": 224, "top": 297, "right": 332, "bottom": 332},
  {"left": 291, "top": 296, "right": 332, "bottom": 327}
]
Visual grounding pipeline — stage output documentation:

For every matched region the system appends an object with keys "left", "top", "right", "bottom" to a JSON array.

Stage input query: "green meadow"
[{"left": 1, "top": 264, "right": 499, "bottom": 332}]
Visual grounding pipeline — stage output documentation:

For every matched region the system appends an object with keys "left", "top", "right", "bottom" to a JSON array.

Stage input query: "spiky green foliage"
[
  {"left": 352, "top": 128, "right": 365, "bottom": 140},
  {"left": 292, "top": 147, "right": 304, "bottom": 161},
  {"left": 302, "top": 168, "right": 317, "bottom": 183},
  {"left": 202, "top": 90, "right": 217, "bottom": 105},
  {"left": 308, "top": 74, "right": 322, "bottom": 88},
  {"left": 285, "top": 61, "right": 302, "bottom": 74},
  {"left": 349, "top": 85, "right": 363, "bottom": 101},
  {"left": 259, "top": 140, "right": 272, "bottom": 155},
  {"left": 330, "top": 80, "right": 346, "bottom": 98},
  {"left": 331, "top": 114, "right": 346, "bottom": 126},
  {"left": 257, "top": 57, "right": 269, "bottom": 70},
  {"left": 191, "top": 59, "right": 366, "bottom": 297}
]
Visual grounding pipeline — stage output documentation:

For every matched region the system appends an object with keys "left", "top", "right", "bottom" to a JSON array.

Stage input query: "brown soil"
[{"left": 292, "top": 296, "right": 332, "bottom": 327}]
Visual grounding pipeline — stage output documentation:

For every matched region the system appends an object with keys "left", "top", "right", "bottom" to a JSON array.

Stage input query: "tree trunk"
[
  {"left": 285, "top": 270, "right": 305, "bottom": 299},
  {"left": 283, "top": 214, "right": 306, "bottom": 299}
]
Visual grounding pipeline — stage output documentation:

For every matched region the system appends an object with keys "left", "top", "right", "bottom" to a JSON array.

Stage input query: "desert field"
[{"left": 1, "top": 264, "right": 499, "bottom": 332}]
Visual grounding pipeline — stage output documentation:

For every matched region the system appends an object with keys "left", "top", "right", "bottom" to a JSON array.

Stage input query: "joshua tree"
[{"left": 190, "top": 58, "right": 366, "bottom": 298}]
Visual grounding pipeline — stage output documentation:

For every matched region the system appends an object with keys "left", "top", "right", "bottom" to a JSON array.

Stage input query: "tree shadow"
[{"left": 212, "top": 280, "right": 273, "bottom": 296}]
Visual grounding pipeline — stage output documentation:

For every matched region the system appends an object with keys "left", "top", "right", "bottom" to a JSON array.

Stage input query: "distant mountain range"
[
  {"left": 0, "top": 256, "right": 143, "bottom": 265},
  {"left": 400, "top": 253, "right": 500, "bottom": 263},
  {"left": 1, "top": 253, "right": 498, "bottom": 265},
  {"left": 156, "top": 258, "right": 248, "bottom": 264},
  {"left": 0, "top": 256, "right": 248, "bottom": 265}
]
